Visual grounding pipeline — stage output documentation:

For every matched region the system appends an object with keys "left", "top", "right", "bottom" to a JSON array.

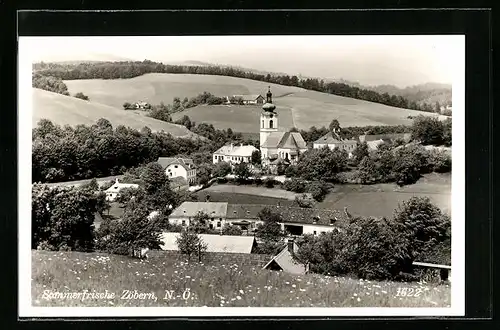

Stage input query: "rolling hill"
[
  {"left": 63, "top": 73, "right": 444, "bottom": 134},
  {"left": 32, "top": 88, "right": 200, "bottom": 139}
]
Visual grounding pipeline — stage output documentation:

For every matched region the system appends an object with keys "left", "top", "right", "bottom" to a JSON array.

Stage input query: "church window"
[
  {"left": 269, "top": 120, "right": 273, "bottom": 128},
  {"left": 262, "top": 120, "right": 264, "bottom": 128}
]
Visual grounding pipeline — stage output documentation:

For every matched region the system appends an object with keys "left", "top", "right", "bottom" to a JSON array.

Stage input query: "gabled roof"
[
  {"left": 263, "top": 242, "right": 307, "bottom": 274},
  {"left": 213, "top": 144, "right": 258, "bottom": 157},
  {"left": 157, "top": 157, "right": 195, "bottom": 170},
  {"left": 225, "top": 204, "right": 351, "bottom": 227},
  {"left": 232, "top": 94, "right": 264, "bottom": 101},
  {"left": 160, "top": 232, "right": 256, "bottom": 254},
  {"left": 262, "top": 132, "right": 308, "bottom": 149},
  {"left": 104, "top": 181, "right": 139, "bottom": 193},
  {"left": 170, "top": 201, "right": 228, "bottom": 218},
  {"left": 314, "top": 132, "right": 357, "bottom": 145}
]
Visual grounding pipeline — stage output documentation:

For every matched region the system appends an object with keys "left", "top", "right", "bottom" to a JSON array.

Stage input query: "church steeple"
[{"left": 266, "top": 86, "right": 273, "bottom": 103}]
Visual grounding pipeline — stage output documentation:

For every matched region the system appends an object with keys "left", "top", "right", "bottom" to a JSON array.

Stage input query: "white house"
[
  {"left": 228, "top": 94, "right": 265, "bottom": 105},
  {"left": 104, "top": 179, "right": 139, "bottom": 201},
  {"left": 168, "top": 201, "right": 351, "bottom": 237},
  {"left": 213, "top": 143, "right": 258, "bottom": 164},
  {"left": 157, "top": 157, "right": 197, "bottom": 185},
  {"left": 259, "top": 88, "right": 308, "bottom": 167},
  {"left": 313, "top": 129, "right": 358, "bottom": 158}
]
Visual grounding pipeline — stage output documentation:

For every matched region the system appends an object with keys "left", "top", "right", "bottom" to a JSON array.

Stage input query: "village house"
[
  {"left": 168, "top": 201, "right": 228, "bottom": 230},
  {"left": 104, "top": 179, "right": 139, "bottom": 201},
  {"left": 168, "top": 201, "right": 351, "bottom": 236},
  {"left": 160, "top": 232, "right": 257, "bottom": 254},
  {"left": 134, "top": 100, "right": 151, "bottom": 110},
  {"left": 213, "top": 144, "right": 258, "bottom": 165},
  {"left": 313, "top": 128, "right": 358, "bottom": 158},
  {"left": 228, "top": 94, "right": 265, "bottom": 105},
  {"left": 259, "top": 88, "right": 308, "bottom": 168},
  {"left": 157, "top": 157, "right": 197, "bottom": 185},
  {"left": 358, "top": 133, "right": 412, "bottom": 151}
]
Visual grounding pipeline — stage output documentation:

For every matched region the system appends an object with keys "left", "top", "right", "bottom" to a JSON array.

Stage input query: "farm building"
[
  {"left": 213, "top": 143, "right": 258, "bottom": 165},
  {"left": 157, "top": 157, "right": 197, "bottom": 185},
  {"left": 169, "top": 201, "right": 351, "bottom": 236},
  {"left": 263, "top": 239, "right": 308, "bottom": 275},
  {"left": 169, "top": 202, "right": 228, "bottom": 230},
  {"left": 160, "top": 232, "right": 257, "bottom": 254},
  {"left": 229, "top": 94, "right": 265, "bottom": 105},
  {"left": 104, "top": 179, "right": 139, "bottom": 201},
  {"left": 260, "top": 88, "right": 308, "bottom": 167},
  {"left": 313, "top": 129, "right": 358, "bottom": 158}
]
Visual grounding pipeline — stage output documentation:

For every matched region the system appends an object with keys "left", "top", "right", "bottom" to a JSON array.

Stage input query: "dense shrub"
[
  {"left": 222, "top": 225, "right": 243, "bottom": 236},
  {"left": 295, "top": 193, "right": 315, "bottom": 208},
  {"left": 74, "top": 92, "right": 90, "bottom": 101},
  {"left": 295, "top": 147, "right": 348, "bottom": 181},
  {"left": 411, "top": 115, "right": 449, "bottom": 146},
  {"left": 263, "top": 176, "right": 277, "bottom": 188},
  {"left": 306, "top": 181, "right": 333, "bottom": 202},
  {"left": 282, "top": 177, "right": 307, "bottom": 193}
]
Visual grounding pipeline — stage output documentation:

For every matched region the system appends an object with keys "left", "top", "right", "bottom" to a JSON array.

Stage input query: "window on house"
[
  {"left": 209, "top": 224, "right": 213, "bottom": 229},
  {"left": 262, "top": 120, "right": 264, "bottom": 128},
  {"left": 174, "top": 165, "right": 178, "bottom": 168},
  {"left": 269, "top": 120, "right": 273, "bottom": 128},
  {"left": 217, "top": 221, "right": 221, "bottom": 228},
  {"left": 182, "top": 220, "right": 186, "bottom": 226}
]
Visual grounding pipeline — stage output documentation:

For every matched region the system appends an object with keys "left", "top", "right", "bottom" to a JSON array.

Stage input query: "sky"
[{"left": 24, "top": 35, "right": 462, "bottom": 88}]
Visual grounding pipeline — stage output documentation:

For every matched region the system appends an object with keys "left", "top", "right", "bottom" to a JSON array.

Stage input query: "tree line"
[{"left": 33, "top": 60, "right": 439, "bottom": 112}]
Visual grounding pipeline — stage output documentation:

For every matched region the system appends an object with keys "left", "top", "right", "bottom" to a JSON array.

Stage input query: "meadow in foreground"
[{"left": 32, "top": 250, "right": 450, "bottom": 308}]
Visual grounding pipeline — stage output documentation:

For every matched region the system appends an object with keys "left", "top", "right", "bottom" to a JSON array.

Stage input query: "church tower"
[{"left": 260, "top": 87, "right": 278, "bottom": 147}]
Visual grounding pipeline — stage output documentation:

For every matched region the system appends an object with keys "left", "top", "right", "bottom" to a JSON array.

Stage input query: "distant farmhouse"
[
  {"left": 134, "top": 100, "right": 151, "bottom": 110},
  {"left": 168, "top": 201, "right": 351, "bottom": 236},
  {"left": 157, "top": 157, "right": 197, "bottom": 186},
  {"left": 313, "top": 128, "right": 358, "bottom": 158},
  {"left": 228, "top": 94, "right": 265, "bottom": 105},
  {"left": 213, "top": 143, "right": 258, "bottom": 165},
  {"left": 104, "top": 179, "right": 139, "bottom": 201},
  {"left": 359, "top": 133, "right": 412, "bottom": 151},
  {"left": 259, "top": 88, "right": 308, "bottom": 169},
  {"left": 160, "top": 232, "right": 257, "bottom": 254},
  {"left": 263, "top": 240, "right": 308, "bottom": 275}
]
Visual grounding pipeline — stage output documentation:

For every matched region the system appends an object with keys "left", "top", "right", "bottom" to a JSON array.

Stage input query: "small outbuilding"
[{"left": 262, "top": 240, "right": 308, "bottom": 275}]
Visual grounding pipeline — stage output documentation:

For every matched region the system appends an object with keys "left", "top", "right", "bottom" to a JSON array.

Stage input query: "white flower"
[
  {"left": 357, "top": 297, "right": 361, "bottom": 302},
  {"left": 236, "top": 296, "right": 242, "bottom": 300}
]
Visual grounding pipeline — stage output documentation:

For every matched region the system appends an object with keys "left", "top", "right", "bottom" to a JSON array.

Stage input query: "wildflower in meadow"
[{"left": 357, "top": 297, "right": 361, "bottom": 302}]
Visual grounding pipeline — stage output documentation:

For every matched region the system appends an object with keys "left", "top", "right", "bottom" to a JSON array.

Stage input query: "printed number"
[{"left": 396, "top": 288, "right": 423, "bottom": 297}]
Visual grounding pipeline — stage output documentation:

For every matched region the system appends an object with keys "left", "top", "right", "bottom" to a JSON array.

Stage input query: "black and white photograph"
[{"left": 18, "top": 33, "right": 465, "bottom": 317}]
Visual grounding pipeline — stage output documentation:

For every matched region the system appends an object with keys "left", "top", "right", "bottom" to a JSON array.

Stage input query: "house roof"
[
  {"left": 170, "top": 201, "right": 228, "bottom": 218},
  {"left": 232, "top": 94, "right": 264, "bottom": 101},
  {"left": 359, "top": 133, "right": 411, "bottom": 143},
  {"left": 261, "top": 131, "right": 308, "bottom": 149},
  {"left": 214, "top": 144, "right": 258, "bottom": 157},
  {"left": 314, "top": 132, "right": 357, "bottom": 145},
  {"left": 157, "top": 157, "right": 195, "bottom": 170},
  {"left": 104, "top": 181, "right": 139, "bottom": 193},
  {"left": 263, "top": 243, "right": 307, "bottom": 274},
  {"left": 225, "top": 204, "right": 351, "bottom": 227},
  {"left": 160, "top": 232, "right": 256, "bottom": 254}
]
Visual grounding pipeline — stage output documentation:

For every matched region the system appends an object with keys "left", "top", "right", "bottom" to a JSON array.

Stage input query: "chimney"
[
  {"left": 115, "top": 178, "right": 119, "bottom": 184},
  {"left": 287, "top": 238, "right": 294, "bottom": 253}
]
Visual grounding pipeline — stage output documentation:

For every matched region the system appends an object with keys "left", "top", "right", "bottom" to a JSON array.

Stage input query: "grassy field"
[
  {"left": 171, "top": 104, "right": 296, "bottom": 133},
  {"left": 202, "top": 184, "right": 299, "bottom": 200},
  {"left": 64, "top": 73, "right": 305, "bottom": 109},
  {"left": 32, "top": 250, "right": 450, "bottom": 307},
  {"left": 63, "top": 73, "right": 444, "bottom": 133},
  {"left": 32, "top": 88, "right": 199, "bottom": 138},
  {"left": 195, "top": 190, "right": 295, "bottom": 207},
  {"left": 317, "top": 173, "right": 451, "bottom": 218}
]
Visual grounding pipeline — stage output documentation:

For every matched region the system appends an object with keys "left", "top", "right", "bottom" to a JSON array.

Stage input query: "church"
[{"left": 259, "top": 88, "right": 308, "bottom": 168}]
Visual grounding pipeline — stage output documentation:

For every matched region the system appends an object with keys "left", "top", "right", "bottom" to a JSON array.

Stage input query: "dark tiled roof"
[
  {"left": 262, "top": 131, "right": 308, "bottom": 149},
  {"left": 226, "top": 204, "right": 350, "bottom": 227}
]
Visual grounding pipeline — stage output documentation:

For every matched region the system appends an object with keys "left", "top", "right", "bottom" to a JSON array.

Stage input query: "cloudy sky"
[{"left": 24, "top": 35, "right": 462, "bottom": 88}]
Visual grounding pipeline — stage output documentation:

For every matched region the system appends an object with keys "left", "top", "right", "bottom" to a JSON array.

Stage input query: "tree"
[
  {"left": 234, "top": 162, "right": 252, "bottom": 181},
  {"left": 81, "top": 178, "right": 99, "bottom": 191},
  {"left": 222, "top": 225, "right": 243, "bottom": 236},
  {"left": 251, "top": 149, "right": 262, "bottom": 165},
  {"left": 392, "top": 196, "right": 451, "bottom": 260},
  {"left": 213, "top": 161, "right": 232, "bottom": 178},
  {"left": 283, "top": 177, "right": 307, "bottom": 193},
  {"left": 191, "top": 211, "right": 210, "bottom": 234},
  {"left": 352, "top": 141, "right": 369, "bottom": 164},
  {"left": 74, "top": 92, "right": 90, "bottom": 101},
  {"left": 306, "top": 180, "right": 331, "bottom": 202},
  {"left": 295, "top": 147, "right": 348, "bottom": 181},
  {"left": 140, "top": 162, "right": 168, "bottom": 194},
  {"left": 123, "top": 102, "right": 132, "bottom": 110},
  {"left": 175, "top": 230, "right": 208, "bottom": 261},
  {"left": 32, "top": 184, "right": 97, "bottom": 252},
  {"left": 196, "top": 163, "right": 214, "bottom": 186},
  {"left": 435, "top": 101, "right": 441, "bottom": 113},
  {"left": 295, "top": 193, "right": 315, "bottom": 208},
  {"left": 411, "top": 115, "right": 445, "bottom": 146},
  {"left": 96, "top": 201, "right": 165, "bottom": 256},
  {"left": 255, "top": 207, "right": 285, "bottom": 243},
  {"left": 358, "top": 156, "right": 378, "bottom": 183}
]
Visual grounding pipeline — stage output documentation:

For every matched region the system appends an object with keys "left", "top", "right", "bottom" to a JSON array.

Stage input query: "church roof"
[{"left": 261, "top": 132, "right": 307, "bottom": 149}]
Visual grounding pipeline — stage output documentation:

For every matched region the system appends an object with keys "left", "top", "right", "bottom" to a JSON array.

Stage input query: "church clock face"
[{"left": 270, "top": 114, "right": 274, "bottom": 118}]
